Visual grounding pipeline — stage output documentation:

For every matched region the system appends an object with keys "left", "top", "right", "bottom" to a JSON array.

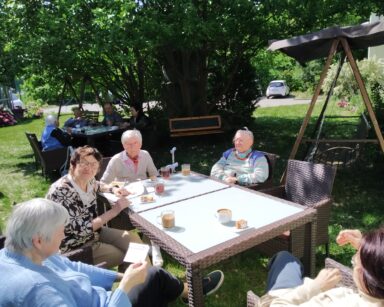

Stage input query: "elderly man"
[
  {"left": 210, "top": 127, "right": 269, "bottom": 185},
  {"left": 41, "top": 114, "right": 72, "bottom": 151},
  {"left": 101, "top": 129, "right": 157, "bottom": 184},
  {"left": 101, "top": 102, "right": 127, "bottom": 127},
  {"left": 63, "top": 106, "right": 88, "bottom": 128}
]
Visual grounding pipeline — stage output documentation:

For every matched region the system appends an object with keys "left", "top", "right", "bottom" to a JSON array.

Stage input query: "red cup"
[{"left": 155, "top": 182, "right": 165, "bottom": 195}]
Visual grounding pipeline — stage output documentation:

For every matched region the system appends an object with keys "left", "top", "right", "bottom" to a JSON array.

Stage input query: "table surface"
[
  {"left": 103, "top": 172, "right": 230, "bottom": 213},
  {"left": 127, "top": 174, "right": 316, "bottom": 306},
  {"left": 139, "top": 187, "right": 303, "bottom": 253}
]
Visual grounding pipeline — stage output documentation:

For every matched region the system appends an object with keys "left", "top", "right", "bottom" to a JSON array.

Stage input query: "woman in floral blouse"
[{"left": 46, "top": 146, "right": 144, "bottom": 268}]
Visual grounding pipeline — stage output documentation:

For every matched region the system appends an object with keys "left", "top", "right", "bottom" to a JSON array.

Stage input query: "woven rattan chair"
[
  {"left": 246, "top": 257, "right": 356, "bottom": 306},
  {"left": 25, "top": 132, "right": 68, "bottom": 177},
  {"left": 258, "top": 159, "right": 337, "bottom": 257},
  {"left": 247, "top": 152, "right": 279, "bottom": 191}
]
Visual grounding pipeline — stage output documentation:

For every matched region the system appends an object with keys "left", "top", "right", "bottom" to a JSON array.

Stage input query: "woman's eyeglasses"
[{"left": 79, "top": 160, "right": 99, "bottom": 168}]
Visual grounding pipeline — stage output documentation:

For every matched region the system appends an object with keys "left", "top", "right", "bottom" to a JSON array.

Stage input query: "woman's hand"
[
  {"left": 336, "top": 229, "right": 362, "bottom": 250},
  {"left": 314, "top": 268, "right": 341, "bottom": 292},
  {"left": 118, "top": 261, "right": 148, "bottom": 293},
  {"left": 113, "top": 187, "right": 130, "bottom": 197},
  {"left": 113, "top": 197, "right": 131, "bottom": 213}
]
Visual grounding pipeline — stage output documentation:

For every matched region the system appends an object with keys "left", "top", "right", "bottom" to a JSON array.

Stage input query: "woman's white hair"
[
  {"left": 5, "top": 198, "right": 69, "bottom": 253},
  {"left": 45, "top": 114, "right": 57, "bottom": 126},
  {"left": 121, "top": 129, "right": 142, "bottom": 144}
]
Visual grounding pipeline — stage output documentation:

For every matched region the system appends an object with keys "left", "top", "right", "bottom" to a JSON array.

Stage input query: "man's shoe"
[{"left": 181, "top": 270, "right": 224, "bottom": 304}]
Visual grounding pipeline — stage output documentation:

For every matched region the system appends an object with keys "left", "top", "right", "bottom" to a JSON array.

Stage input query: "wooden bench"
[{"left": 169, "top": 115, "right": 224, "bottom": 137}]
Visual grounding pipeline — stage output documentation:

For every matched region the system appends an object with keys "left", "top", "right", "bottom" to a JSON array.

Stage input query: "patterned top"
[
  {"left": 46, "top": 175, "right": 99, "bottom": 253},
  {"left": 210, "top": 148, "right": 269, "bottom": 185}
]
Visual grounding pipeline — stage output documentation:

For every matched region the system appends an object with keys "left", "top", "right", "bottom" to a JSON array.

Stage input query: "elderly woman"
[
  {"left": 101, "top": 129, "right": 157, "bottom": 184},
  {"left": 46, "top": 145, "right": 143, "bottom": 269},
  {"left": 259, "top": 228, "right": 384, "bottom": 306},
  {"left": 41, "top": 114, "right": 72, "bottom": 151},
  {"left": 0, "top": 198, "right": 224, "bottom": 306},
  {"left": 210, "top": 127, "right": 269, "bottom": 185}
]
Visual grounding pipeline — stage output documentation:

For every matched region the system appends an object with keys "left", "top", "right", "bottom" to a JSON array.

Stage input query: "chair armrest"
[
  {"left": 325, "top": 258, "right": 356, "bottom": 291},
  {"left": 259, "top": 185, "right": 285, "bottom": 198},
  {"left": 247, "top": 290, "right": 260, "bottom": 307}
]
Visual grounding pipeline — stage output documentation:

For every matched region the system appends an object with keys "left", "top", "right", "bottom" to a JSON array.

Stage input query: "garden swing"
[{"left": 268, "top": 21, "right": 384, "bottom": 180}]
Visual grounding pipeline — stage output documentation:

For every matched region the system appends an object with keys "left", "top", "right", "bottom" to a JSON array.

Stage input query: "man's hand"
[
  {"left": 118, "top": 262, "right": 148, "bottom": 293},
  {"left": 336, "top": 229, "right": 362, "bottom": 250},
  {"left": 314, "top": 268, "right": 341, "bottom": 292},
  {"left": 224, "top": 176, "right": 237, "bottom": 184}
]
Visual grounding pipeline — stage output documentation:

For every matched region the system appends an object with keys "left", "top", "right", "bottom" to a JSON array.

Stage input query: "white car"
[{"left": 266, "top": 80, "right": 290, "bottom": 98}]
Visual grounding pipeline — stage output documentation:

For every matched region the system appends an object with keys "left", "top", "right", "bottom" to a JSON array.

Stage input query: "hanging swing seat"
[{"left": 305, "top": 114, "right": 377, "bottom": 167}]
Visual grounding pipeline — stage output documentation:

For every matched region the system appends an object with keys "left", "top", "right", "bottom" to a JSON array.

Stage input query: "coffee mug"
[
  {"left": 215, "top": 208, "right": 232, "bottom": 223},
  {"left": 157, "top": 210, "right": 175, "bottom": 229}
]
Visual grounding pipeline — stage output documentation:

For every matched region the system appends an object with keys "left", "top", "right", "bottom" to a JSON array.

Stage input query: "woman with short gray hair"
[{"left": 101, "top": 129, "right": 157, "bottom": 184}]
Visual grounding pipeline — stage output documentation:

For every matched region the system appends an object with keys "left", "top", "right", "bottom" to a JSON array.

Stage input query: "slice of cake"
[
  {"left": 235, "top": 219, "right": 248, "bottom": 229},
  {"left": 140, "top": 195, "right": 154, "bottom": 203}
]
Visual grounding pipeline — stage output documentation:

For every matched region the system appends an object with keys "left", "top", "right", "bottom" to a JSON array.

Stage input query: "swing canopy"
[{"left": 268, "top": 21, "right": 384, "bottom": 64}]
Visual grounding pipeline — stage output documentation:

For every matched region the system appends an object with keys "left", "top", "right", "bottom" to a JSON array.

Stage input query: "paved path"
[
  {"left": 257, "top": 96, "right": 311, "bottom": 108},
  {"left": 43, "top": 103, "right": 102, "bottom": 114}
]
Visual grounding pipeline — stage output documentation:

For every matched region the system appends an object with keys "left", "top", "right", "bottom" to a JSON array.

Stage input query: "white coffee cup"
[{"left": 215, "top": 208, "right": 232, "bottom": 223}]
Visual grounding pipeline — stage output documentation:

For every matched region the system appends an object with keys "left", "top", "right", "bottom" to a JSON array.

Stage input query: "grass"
[{"left": 1, "top": 102, "right": 384, "bottom": 306}]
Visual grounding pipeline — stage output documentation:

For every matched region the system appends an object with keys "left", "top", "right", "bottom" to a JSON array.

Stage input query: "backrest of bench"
[{"left": 169, "top": 115, "right": 221, "bottom": 132}]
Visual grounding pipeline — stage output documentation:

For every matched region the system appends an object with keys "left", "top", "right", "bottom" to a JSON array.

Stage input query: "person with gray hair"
[
  {"left": 41, "top": 113, "right": 72, "bottom": 151},
  {"left": 0, "top": 198, "right": 224, "bottom": 307},
  {"left": 101, "top": 129, "right": 157, "bottom": 184},
  {"left": 211, "top": 127, "right": 269, "bottom": 185}
]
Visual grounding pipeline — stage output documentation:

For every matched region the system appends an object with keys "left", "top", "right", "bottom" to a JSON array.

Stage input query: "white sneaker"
[{"left": 151, "top": 243, "right": 164, "bottom": 267}]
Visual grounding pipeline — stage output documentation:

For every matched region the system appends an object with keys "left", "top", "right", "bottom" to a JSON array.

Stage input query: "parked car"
[{"left": 266, "top": 80, "right": 290, "bottom": 98}]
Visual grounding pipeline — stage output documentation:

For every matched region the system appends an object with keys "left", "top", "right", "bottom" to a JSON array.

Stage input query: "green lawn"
[{"left": 0, "top": 103, "right": 383, "bottom": 306}]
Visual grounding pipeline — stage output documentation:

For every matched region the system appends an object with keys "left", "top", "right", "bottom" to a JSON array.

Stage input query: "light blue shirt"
[{"left": 0, "top": 249, "right": 131, "bottom": 307}]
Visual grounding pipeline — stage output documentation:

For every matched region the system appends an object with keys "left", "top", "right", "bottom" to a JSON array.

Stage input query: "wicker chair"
[
  {"left": 246, "top": 257, "right": 356, "bottom": 306},
  {"left": 258, "top": 159, "right": 337, "bottom": 257},
  {"left": 25, "top": 132, "right": 68, "bottom": 177},
  {"left": 247, "top": 152, "right": 279, "bottom": 191}
]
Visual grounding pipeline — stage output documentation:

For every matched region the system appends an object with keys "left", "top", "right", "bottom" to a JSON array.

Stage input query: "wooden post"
[
  {"left": 281, "top": 39, "right": 340, "bottom": 183},
  {"left": 340, "top": 38, "right": 384, "bottom": 154}
]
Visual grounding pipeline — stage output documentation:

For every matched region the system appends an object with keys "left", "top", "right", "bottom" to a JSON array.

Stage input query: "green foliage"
[{"left": 322, "top": 57, "right": 384, "bottom": 118}]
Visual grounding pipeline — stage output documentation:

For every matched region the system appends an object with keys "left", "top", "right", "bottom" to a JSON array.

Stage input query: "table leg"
[
  {"left": 302, "top": 219, "right": 317, "bottom": 277},
  {"left": 186, "top": 265, "right": 204, "bottom": 307}
]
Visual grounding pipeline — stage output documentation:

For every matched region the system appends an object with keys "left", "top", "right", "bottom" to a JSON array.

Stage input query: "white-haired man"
[
  {"left": 211, "top": 127, "right": 269, "bottom": 185},
  {"left": 41, "top": 114, "right": 72, "bottom": 151}
]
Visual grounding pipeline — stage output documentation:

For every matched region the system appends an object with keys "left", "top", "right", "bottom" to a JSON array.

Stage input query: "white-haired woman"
[
  {"left": 46, "top": 146, "right": 144, "bottom": 269},
  {"left": 210, "top": 127, "right": 269, "bottom": 185},
  {"left": 0, "top": 198, "right": 224, "bottom": 306},
  {"left": 101, "top": 129, "right": 157, "bottom": 184},
  {"left": 41, "top": 114, "right": 72, "bottom": 151}
]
